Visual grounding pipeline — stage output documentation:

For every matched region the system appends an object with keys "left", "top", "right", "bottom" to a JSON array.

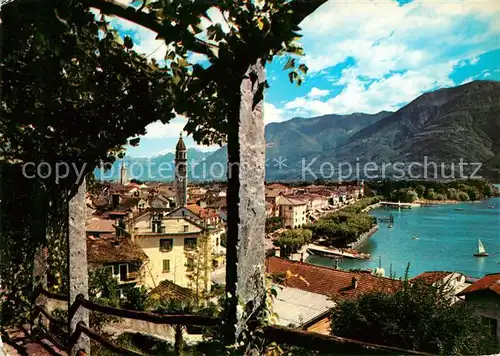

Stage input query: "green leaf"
[
  {"left": 166, "top": 51, "right": 176, "bottom": 61},
  {"left": 124, "top": 36, "right": 134, "bottom": 50},
  {"left": 284, "top": 58, "right": 295, "bottom": 70},
  {"left": 298, "top": 64, "right": 308, "bottom": 75},
  {"left": 129, "top": 138, "right": 140, "bottom": 147}
]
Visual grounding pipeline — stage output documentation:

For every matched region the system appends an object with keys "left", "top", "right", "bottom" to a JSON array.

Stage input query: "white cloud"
[
  {"left": 300, "top": 0, "right": 500, "bottom": 76},
  {"left": 264, "top": 102, "right": 285, "bottom": 125},
  {"left": 460, "top": 77, "right": 475, "bottom": 85},
  {"left": 143, "top": 117, "right": 186, "bottom": 139},
  {"left": 469, "top": 56, "right": 480, "bottom": 65},
  {"left": 307, "top": 87, "right": 330, "bottom": 99},
  {"left": 279, "top": 60, "right": 459, "bottom": 117}
]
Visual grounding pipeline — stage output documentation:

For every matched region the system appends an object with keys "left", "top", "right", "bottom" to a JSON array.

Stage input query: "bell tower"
[
  {"left": 120, "top": 161, "right": 127, "bottom": 185},
  {"left": 175, "top": 132, "right": 187, "bottom": 207}
]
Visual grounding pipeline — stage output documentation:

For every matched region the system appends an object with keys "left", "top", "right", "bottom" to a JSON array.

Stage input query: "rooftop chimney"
[{"left": 352, "top": 276, "right": 358, "bottom": 289}]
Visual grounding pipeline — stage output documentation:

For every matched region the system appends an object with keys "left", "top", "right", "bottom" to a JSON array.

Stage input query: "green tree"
[
  {"left": 415, "top": 185, "right": 426, "bottom": 198},
  {"left": 88, "top": 268, "right": 120, "bottom": 330},
  {"left": 331, "top": 278, "right": 497, "bottom": 355},
  {"left": 122, "top": 286, "right": 151, "bottom": 311},
  {"left": 391, "top": 188, "right": 418, "bottom": 203},
  {"left": 458, "top": 191, "right": 470, "bottom": 201},
  {"left": 266, "top": 216, "right": 284, "bottom": 233},
  {"left": 273, "top": 228, "right": 312, "bottom": 258},
  {"left": 184, "top": 232, "right": 211, "bottom": 306}
]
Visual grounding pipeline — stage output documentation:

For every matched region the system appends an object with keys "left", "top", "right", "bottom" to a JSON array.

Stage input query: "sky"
[{"left": 103, "top": 0, "right": 500, "bottom": 157}]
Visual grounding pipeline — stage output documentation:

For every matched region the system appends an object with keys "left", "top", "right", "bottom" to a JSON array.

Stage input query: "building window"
[
  {"left": 163, "top": 259, "right": 171, "bottom": 273},
  {"left": 216, "top": 238, "right": 219, "bottom": 246},
  {"left": 289, "top": 207, "right": 292, "bottom": 210},
  {"left": 119, "top": 264, "right": 128, "bottom": 282},
  {"left": 183, "top": 225, "right": 189, "bottom": 232},
  {"left": 184, "top": 238, "right": 197, "bottom": 250},
  {"left": 186, "top": 257, "right": 194, "bottom": 272},
  {"left": 159, "top": 238, "right": 173, "bottom": 252}
]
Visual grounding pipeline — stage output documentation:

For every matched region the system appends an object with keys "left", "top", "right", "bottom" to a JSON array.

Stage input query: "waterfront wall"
[
  {"left": 348, "top": 225, "right": 379, "bottom": 249},
  {"left": 362, "top": 202, "right": 381, "bottom": 213}
]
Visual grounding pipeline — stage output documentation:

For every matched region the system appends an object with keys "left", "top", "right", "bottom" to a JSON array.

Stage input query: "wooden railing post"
[
  {"left": 225, "top": 58, "right": 267, "bottom": 347},
  {"left": 68, "top": 178, "right": 90, "bottom": 355}
]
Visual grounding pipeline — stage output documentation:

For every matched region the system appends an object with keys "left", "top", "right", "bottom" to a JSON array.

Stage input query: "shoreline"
[{"left": 348, "top": 224, "right": 379, "bottom": 249}]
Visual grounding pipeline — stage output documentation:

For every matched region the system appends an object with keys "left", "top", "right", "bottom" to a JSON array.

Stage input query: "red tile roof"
[
  {"left": 410, "top": 271, "right": 453, "bottom": 285},
  {"left": 266, "top": 257, "right": 402, "bottom": 301},
  {"left": 186, "top": 204, "right": 218, "bottom": 219},
  {"left": 85, "top": 218, "right": 115, "bottom": 233},
  {"left": 150, "top": 280, "right": 193, "bottom": 301},
  {"left": 87, "top": 236, "right": 148, "bottom": 264},
  {"left": 457, "top": 273, "right": 500, "bottom": 296}
]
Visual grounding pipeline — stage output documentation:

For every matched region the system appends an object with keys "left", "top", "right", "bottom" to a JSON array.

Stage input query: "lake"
[{"left": 307, "top": 194, "right": 500, "bottom": 278}]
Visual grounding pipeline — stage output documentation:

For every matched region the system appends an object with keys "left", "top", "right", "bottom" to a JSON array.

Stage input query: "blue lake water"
[{"left": 307, "top": 195, "right": 500, "bottom": 279}]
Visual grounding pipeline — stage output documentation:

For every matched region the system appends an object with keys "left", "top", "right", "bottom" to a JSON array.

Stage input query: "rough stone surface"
[
  {"left": 225, "top": 59, "right": 266, "bottom": 343},
  {"left": 68, "top": 179, "right": 90, "bottom": 355},
  {"left": 33, "top": 247, "right": 49, "bottom": 329}
]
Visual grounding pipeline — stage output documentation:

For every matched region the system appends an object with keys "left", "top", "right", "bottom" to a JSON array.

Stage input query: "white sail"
[{"left": 478, "top": 239, "right": 486, "bottom": 254}]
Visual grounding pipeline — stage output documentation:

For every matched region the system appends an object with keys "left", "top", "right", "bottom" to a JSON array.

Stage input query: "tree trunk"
[
  {"left": 68, "top": 178, "right": 90, "bottom": 356},
  {"left": 225, "top": 58, "right": 267, "bottom": 347},
  {"left": 174, "top": 325, "right": 184, "bottom": 356},
  {"left": 33, "top": 246, "right": 49, "bottom": 330}
]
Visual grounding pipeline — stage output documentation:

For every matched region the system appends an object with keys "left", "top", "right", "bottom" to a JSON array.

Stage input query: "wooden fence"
[{"left": 29, "top": 287, "right": 429, "bottom": 356}]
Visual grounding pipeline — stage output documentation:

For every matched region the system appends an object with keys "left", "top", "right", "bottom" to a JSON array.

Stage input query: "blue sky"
[{"left": 104, "top": 0, "right": 500, "bottom": 157}]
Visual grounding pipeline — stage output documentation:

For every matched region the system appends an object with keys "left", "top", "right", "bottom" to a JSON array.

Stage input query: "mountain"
[
  {"left": 96, "top": 80, "right": 500, "bottom": 182},
  {"left": 193, "top": 111, "right": 392, "bottom": 180},
  {"left": 94, "top": 148, "right": 213, "bottom": 182},
  {"left": 308, "top": 80, "right": 500, "bottom": 181}
]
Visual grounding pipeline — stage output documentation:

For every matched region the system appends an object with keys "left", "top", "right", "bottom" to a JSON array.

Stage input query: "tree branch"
[
  {"left": 287, "top": 0, "right": 329, "bottom": 26},
  {"left": 84, "top": 0, "right": 216, "bottom": 56}
]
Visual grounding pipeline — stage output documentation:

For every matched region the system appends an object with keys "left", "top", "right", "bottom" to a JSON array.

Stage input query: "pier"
[
  {"left": 306, "top": 244, "right": 370, "bottom": 260},
  {"left": 379, "top": 201, "right": 420, "bottom": 209}
]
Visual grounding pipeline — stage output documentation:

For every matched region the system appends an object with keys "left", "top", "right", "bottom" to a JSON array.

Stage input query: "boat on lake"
[
  {"left": 388, "top": 224, "right": 393, "bottom": 228},
  {"left": 488, "top": 205, "right": 495, "bottom": 209},
  {"left": 412, "top": 236, "right": 419, "bottom": 240},
  {"left": 474, "top": 239, "right": 489, "bottom": 257},
  {"left": 455, "top": 208, "right": 464, "bottom": 211}
]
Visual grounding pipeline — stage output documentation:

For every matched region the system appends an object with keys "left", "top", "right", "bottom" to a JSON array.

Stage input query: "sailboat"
[{"left": 473, "top": 239, "right": 489, "bottom": 257}]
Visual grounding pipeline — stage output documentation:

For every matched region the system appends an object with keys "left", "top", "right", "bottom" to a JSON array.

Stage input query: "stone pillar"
[
  {"left": 68, "top": 178, "right": 90, "bottom": 355},
  {"left": 225, "top": 58, "right": 267, "bottom": 346}
]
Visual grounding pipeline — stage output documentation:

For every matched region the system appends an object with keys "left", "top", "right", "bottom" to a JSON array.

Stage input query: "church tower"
[
  {"left": 175, "top": 132, "right": 188, "bottom": 207},
  {"left": 120, "top": 161, "right": 127, "bottom": 185}
]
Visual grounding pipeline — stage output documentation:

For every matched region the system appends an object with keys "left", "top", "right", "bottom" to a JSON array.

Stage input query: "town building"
[
  {"left": 87, "top": 235, "right": 148, "bottom": 293},
  {"left": 272, "top": 285, "right": 336, "bottom": 334},
  {"left": 457, "top": 273, "right": 500, "bottom": 340},
  {"left": 85, "top": 217, "right": 115, "bottom": 238},
  {"left": 410, "top": 271, "right": 469, "bottom": 304},
  {"left": 266, "top": 257, "right": 402, "bottom": 334},
  {"left": 126, "top": 210, "right": 212, "bottom": 291},
  {"left": 276, "top": 196, "right": 307, "bottom": 228}
]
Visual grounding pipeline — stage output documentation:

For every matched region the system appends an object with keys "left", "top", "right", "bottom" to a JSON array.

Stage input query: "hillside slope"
[{"left": 316, "top": 80, "right": 500, "bottom": 181}]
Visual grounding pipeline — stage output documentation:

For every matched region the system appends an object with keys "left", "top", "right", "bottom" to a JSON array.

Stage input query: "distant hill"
[
  {"left": 193, "top": 111, "right": 392, "bottom": 180},
  {"left": 93, "top": 148, "right": 212, "bottom": 182},
  {"left": 196, "top": 80, "right": 500, "bottom": 182},
  {"left": 97, "top": 80, "right": 500, "bottom": 182},
  {"left": 309, "top": 80, "right": 500, "bottom": 181}
]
